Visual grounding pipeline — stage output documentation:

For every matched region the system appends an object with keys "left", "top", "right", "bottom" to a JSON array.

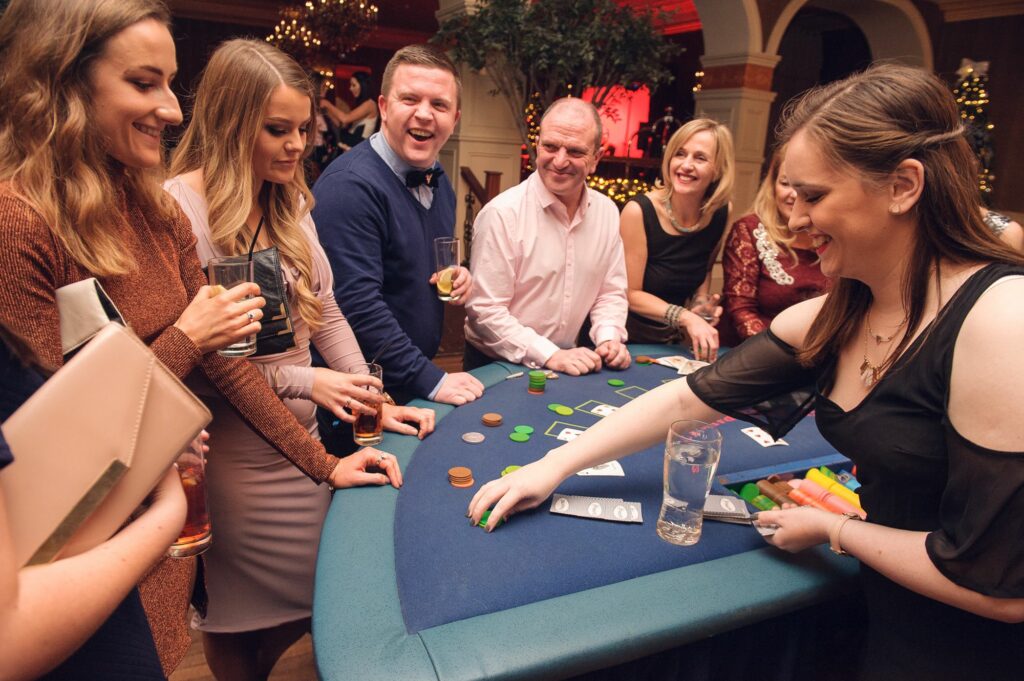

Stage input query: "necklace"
[
  {"left": 865, "top": 311, "right": 908, "bottom": 344},
  {"left": 661, "top": 196, "right": 700, "bottom": 234},
  {"left": 859, "top": 339, "right": 885, "bottom": 387}
]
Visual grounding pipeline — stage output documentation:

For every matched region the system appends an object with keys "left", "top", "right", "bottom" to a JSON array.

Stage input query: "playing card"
[
  {"left": 576, "top": 460, "right": 625, "bottom": 477},
  {"left": 741, "top": 426, "right": 788, "bottom": 447},
  {"left": 550, "top": 495, "right": 641, "bottom": 523},
  {"left": 556, "top": 427, "right": 584, "bottom": 442},
  {"left": 591, "top": 404, "right": 618, "bottom": 417},
  {"left": 702, "top": 494, "right": 752, "bottom": 523},
  {"left": 655, "top": 356, "right": 710, "bottom": 375}
]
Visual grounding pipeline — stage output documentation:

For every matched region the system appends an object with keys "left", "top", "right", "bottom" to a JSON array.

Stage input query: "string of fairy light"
[{"left": 953, "top": 64, "right": 995, "bottom": 198}]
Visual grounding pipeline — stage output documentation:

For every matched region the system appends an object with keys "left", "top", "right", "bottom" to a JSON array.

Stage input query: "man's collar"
[
  {"left": 531, "top": 171, "right": 590, "bottom": 218},
  {"left": 370, "top": 131, "right": 438, "bottom": 180}
]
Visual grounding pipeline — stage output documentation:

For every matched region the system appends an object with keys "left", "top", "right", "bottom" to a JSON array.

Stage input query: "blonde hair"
[
  {"left": 778, "top": 62, "right": 1024, "bottom": 369},
  {"left": 655, "top": 118, "right": 734, "bottom": 229},
  {"left": 0, "top": 0, "right": 177, "bottom": 276},
  {"left": 751, "top": 145, "right": 801, "bottom": 264},
  {"left": 170, "top": 39, "right": 324, "bottom": 329}
]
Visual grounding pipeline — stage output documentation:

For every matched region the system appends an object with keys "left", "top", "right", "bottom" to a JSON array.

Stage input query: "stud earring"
[{"left": 889, "top": 205, "right": 901, "bottom": 215}]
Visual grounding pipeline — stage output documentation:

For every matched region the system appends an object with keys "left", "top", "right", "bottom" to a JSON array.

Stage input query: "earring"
[{"left": 889, "top": 205, "right": 901, "bottom": 215}]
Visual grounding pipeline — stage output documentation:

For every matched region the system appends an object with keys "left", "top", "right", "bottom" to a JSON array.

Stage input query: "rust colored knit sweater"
[{"left": 0, "top": 182, "right": 339, "bottom": 671}]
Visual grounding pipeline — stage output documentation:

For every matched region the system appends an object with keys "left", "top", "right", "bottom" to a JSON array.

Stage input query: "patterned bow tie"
[{"left": 406, "top": 166, "right": 444, "bottom": 189}]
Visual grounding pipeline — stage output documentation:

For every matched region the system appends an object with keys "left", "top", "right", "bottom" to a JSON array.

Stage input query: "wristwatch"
[{"left": 829, "top": 512, "right": 862, "bottom": 556}]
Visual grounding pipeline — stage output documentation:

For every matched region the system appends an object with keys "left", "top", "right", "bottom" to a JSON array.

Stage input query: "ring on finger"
[{"left": 247, "top": 311, "right": 255, "bottom": 322}]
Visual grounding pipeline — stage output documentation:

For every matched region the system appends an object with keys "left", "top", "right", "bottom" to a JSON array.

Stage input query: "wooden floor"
[{"left": 170, "top": 355, "right": 463, "bottom": 681}]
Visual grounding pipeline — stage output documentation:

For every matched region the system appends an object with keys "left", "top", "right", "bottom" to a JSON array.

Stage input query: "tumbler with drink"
[
  {"left": 433, "top": 237, "right": 461, "bottom": 302},
  {"left": 207, "top": 255, "right": 256, "bottom": 357},
  {"left": 352, "top": 362, "right": 384, "bottom": 446},
  {"left": 656, "top": 420, "right": 722, "bottom": 546},
  {"left": 169, "top": 434, "right": 212, "bottom": 557}
]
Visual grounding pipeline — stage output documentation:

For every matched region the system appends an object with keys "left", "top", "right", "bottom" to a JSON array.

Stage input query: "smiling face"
[
  {"left": 87, "top": 18, "right": 182, "bottom": 169},
  {"left": 785, "top": 130, "right": 895, "bottom": 280},
  {"left": 535, "top": 103, "right": 600, "bottom": 207},
  {"left": 378, "top": 64, "right": 460, "bottom": 169},
  {"left": 667, "top": 130, "right": 717, "bottom": 200},
  {"left": 252, "top": 84, "right": 311, "bottom": 186}
]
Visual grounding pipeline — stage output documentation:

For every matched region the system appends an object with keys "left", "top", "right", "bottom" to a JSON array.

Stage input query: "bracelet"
[
  {"left": 829, "top": 512, "right": 862, "bottom": 556},
  {"left": 664, "top": 304, "right": 682, "bottom": 328}
]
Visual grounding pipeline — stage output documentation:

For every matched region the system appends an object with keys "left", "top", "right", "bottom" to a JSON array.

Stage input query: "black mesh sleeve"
[
  {"left": 686, "top": 330, "right": 819, "bottom": 440},
  {"left": 925, "top": 421, "right": 1024, "bottom": 598}
]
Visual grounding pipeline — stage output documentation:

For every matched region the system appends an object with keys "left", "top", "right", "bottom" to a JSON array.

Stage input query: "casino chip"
[
  {"left": 501, "top": 465, "right": 522, "bottom": 476},
  {"left": 448, "top": 466, "right": 474, "bottom": 488},
  {"left": 636, "top": 355, "right": 653, "bottom": 364},
  {"left": 513, "top": 425, "right": 534, "bottom": 435},
  {"left": 481, "top": 412, "right": 503, "bottom": 427},
  {"left": 607, "top": 378, "right": 625, "bottom": 387},
  {"left": 509, "top": 432, "right": 530, "bottom": 443},
  {"left": 462, "top": 432, "right": 485, "bottom": 444},
  {"left": 554, "top": 405, "right": 573, "bottom": 416}
]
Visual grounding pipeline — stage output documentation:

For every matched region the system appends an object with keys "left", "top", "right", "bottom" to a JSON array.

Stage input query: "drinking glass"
[
  {"left": 207, "top": 256, "right": 256, "bottom": 357},
  {"left": 433, "top": 237, "right": 461, "bottom": 302},
  {"left": 656, "top": 420, "right": 722, "bottom": 546},
  {"left": 352, "top": 363, "right": 384, "bottom": 446},
  {"left": 169, "top": 434, "right": 212, "bottom": 558}
]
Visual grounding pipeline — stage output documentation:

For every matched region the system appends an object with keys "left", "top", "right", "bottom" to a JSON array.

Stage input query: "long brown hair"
[
  {"left": 0, "top": 0, "right": 177, "bottom": 276},
  {"left": 655, "top": 118, "right": 734, "bottom": 229},
  {"left": 778, "top": 63, "right": 1024, "bottom": 369},
  {"left": 170, "top": 39, "right": 324, "bottom": 329}
]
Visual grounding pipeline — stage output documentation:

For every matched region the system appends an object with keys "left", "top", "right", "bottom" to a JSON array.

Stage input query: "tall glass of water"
[
  {"left": 207, "top": 256, "right": 256, "bottom": 357},
  {"left": 656, "top": 420, "right": 722, "bottom": 546}
]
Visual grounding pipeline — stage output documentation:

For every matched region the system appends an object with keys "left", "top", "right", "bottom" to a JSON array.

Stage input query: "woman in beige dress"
[{"left": 166, "top": 40, "right": 435, "bottom": 680}]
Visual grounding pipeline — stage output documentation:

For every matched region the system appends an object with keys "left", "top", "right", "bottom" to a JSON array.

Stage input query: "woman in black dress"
[{"left": 469, "top": 63, "right": 1024, "bottom": 680}]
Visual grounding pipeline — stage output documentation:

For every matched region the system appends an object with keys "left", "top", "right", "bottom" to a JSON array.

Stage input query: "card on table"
[
  {"left": 740, "top": 426, "right": 788, "bottom": 447},
  {"left": 550, "top": 494, "right": 642, "bottom": 523},
  {"left": 576, "top": 460, "right": 625, "bottom": 477}
]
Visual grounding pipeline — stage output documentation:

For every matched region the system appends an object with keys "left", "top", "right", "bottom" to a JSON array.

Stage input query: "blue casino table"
[{"left": 313, "top": 344, "right": 859, "bottom": 681}]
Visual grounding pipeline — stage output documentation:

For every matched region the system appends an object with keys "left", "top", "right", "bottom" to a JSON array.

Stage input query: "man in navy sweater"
[{"left": 313, "top": 45, "right": 484, "bottom": 405}]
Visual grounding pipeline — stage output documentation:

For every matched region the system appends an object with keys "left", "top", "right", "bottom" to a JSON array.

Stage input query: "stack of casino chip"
[
  {"left": 528, "top": 370, "right": 547, "bottom": 394},
  {"left": 448, "top": 466, "right": 474, "bottom": 488}
]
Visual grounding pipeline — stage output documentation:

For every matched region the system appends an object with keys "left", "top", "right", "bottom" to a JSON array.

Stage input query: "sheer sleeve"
[
  {"left": 925, "top": 422, "right": 1024, "bottom": 598},
  {"left": 686, "top": 329, "right": 819, "bottom": 440}
]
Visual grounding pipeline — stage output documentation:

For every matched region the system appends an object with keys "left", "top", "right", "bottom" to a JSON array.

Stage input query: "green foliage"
[{"left": 433, "top": 0, "right": 678, "bottom": 156}]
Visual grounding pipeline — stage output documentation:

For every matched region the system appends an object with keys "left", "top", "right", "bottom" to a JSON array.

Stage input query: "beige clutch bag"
[{"left": 0, "top": 323, "right": 212, "bottom": 566}]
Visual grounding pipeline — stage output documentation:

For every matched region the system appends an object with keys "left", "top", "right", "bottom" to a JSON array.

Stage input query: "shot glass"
[
  {"left": 207, "top": 256, "right": 256, "bottom": 357},
  {"left": 169, "top": 435, "right": 212, "bottom": 558},
  {"left": 352, "top": 363, "right": 384, "bottom": 446},
  {"left": 433, "top": 237, "right": 461, "bottom": 302},
  {"left": 656, "top": 420, "right": 722, "bottom": 546}
]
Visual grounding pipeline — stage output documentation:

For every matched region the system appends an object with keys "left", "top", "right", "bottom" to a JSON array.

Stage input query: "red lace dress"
[{"left": 722, "top": 214, "right": 830, "bottom": 342}]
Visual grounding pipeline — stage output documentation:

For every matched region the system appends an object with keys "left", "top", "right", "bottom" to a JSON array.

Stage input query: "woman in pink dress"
[
  {"left": 165, "top": 40, "right": 434, "bottom": 680},
  {"left": 721, "top": 146, "right": 829, "bottom": 343}
]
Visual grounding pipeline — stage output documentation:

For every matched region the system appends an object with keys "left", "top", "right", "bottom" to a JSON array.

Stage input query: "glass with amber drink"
[
  {"left": 433, "top": 237, "right": 461, "bottom": 302},
  {"left": 352, "top": 363, "right": 384, "bottom": 446},
  {"left": 169, "top": 434, "right": 212, "bottom": 557}
]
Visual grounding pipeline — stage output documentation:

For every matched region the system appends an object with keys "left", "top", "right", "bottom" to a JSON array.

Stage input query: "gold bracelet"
[{"left": 829, "top": 512, "right": 861, "bottom": 556}]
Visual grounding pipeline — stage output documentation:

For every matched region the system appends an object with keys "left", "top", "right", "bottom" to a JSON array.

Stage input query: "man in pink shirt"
[{"left": 464, "top": 98, "right": 631, "bottom": 375}]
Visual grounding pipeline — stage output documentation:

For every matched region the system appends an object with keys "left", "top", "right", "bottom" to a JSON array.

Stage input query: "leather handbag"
[
  {"left": 55, "top": 277, "right": 125, "bottom": 355},
  {"left": 249, "top": 245, "right": 297, "bottom": 356},
  {"left": 0, "top": 323, "right": 212, "bottom": 566}
]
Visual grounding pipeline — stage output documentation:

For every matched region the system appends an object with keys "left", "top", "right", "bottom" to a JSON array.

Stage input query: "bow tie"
[{"left": 406, "top": 166, "right": 444, "bottom": 189}]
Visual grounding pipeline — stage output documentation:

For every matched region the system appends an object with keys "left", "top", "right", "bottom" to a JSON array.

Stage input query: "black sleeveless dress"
[
  {"left": 626, "top": 195, "right": 728, "bottom": 343},
  {"left": 688, "top": 263, "right": 1024, "bottom": 680}
]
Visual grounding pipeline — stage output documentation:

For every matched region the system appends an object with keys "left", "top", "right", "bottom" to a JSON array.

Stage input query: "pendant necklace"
[
  {"left": 661, "top": 196, "right": 700, "bottom": 234},
  {"left": 859, "top": 310, "right": 908, "bottom": 386}
]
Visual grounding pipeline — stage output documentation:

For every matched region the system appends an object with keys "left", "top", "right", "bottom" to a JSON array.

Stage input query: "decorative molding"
[
  {"left": 929, "top": 0, "right": 1024, "bottom": 22},
  {"left": 700, "top": 52, "right": 782, "bottom": 70}
]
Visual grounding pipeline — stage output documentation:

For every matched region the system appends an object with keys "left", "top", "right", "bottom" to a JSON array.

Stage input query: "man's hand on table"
[
  {"left": 383, "top": 403, "right": 436, "bottom": 440},
  {"left": 595, "top": 340, "right": 631, "bottom": 370},
  {"left": 434, "top": 371, "right": 485, "bottom": 405},
  {"left": 545, "top": 347, "right": 602, "bottom": 376}
]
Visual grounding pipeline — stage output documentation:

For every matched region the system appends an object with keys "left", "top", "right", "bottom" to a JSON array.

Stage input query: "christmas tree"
[{"left": 953, "top": 58, "right": 995, "bottom": 203}]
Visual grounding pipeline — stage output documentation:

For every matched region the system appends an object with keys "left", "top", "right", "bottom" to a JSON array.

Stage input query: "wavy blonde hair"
[
  {"left": 0, "top": 0, "right": 177, "bottom": 275},
  {"left": 751, "top": 144, "right": 802, "bottom": 265},
  {"left": 655, "top": 118, "right": 734, "bottom": 229},
  {"left": 170, "top": 40, "right": 323, "bottom": 329}
]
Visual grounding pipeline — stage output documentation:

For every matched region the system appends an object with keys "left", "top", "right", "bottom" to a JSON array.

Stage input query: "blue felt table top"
[{"left": 395, "top": 357, "right": 845, "bottom": 633}]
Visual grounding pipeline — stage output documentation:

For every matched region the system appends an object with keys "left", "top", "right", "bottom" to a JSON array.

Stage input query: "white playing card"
[
  {"left": 576, "top": 461, "right": 625, "bottom": 477},
  {"left": 549, "top": 494, "right": 642, "bottom": 523},
  {"left": 556, "top": 427, "right": 584, "bottom": 442},
  {"left": 591, "top": 404, "right": 618, "bottom": 417},
  {"left": 741, "top": 426, "right": 788, "bottom": 447}
]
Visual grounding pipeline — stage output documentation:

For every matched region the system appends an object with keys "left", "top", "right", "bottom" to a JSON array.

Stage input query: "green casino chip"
[
  {"left": 607, "top": 378, "right": 625, "bottom": 387},
  {"left": 513, "top": 425, "right": 534, "bottom": 435},
  {"left": 509, "top": 432, "right": 531, "bottom": 443}
]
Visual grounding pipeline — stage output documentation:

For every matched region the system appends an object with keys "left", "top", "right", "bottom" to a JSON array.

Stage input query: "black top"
[
  {"left": 0, "top": 337, "right": 164, "bottom": 680},
  {"left": 626, "top": 194, "right": 728, "bottom": 343},
  {"left": 689, "top": 263, "right": 1024, "bottom": 681}
]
